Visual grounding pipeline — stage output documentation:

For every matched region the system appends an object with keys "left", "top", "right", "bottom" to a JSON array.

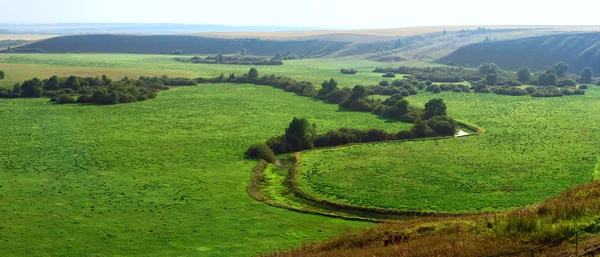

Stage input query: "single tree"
[
  {"left": 517, "top": 66, "right": 532, "bottom": 84},
  {"left": 0, "top": 70, "right": 5, "bottom": 79},
  {"left": 423, "top": 98, "right": 447, "bottom": 120},
  {"left": 20, "top": 78, "right": 44, "bottom": 97},
  {"left": 486, "top": 74, "right": 498, "bottom": 86},
  {"left": 64, "top": 76, "right": 81, "bottom": 91},
  {"left": 546, "top": 74, "right": 557, "bottom": 86},
  {"left": 411, "top": 118, "right": 435, "bottom": 137},
  {"left": 283, "top": 117, "right": 317, "bottom": 152},
  {"left": 248, "top": 68, "right": 259, "bottom": 80},
  {"left": 553, "top": 61, "right": 569, "bottom": 77},
  {"left": 478, "top": 63, "right": 500, "bottom": 75},
  {"left": 44, "top": 75, "right": 60, "bottom": 90},
  {"left": 320, "top": 78, "right": 338, "bottom": 96},
  {"left": 581, "top": 67, "right": 594, "bottom": 83},
  {"left": 240, "top": 48, "right": 247, "bottom": 57}
]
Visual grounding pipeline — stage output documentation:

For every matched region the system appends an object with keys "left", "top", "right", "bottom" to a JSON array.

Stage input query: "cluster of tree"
[
  {"left": 272, "top": 51, "right": 304, "bottom": 60},
  {"left": 175, "top": 55, "right": 284, "bottom": 65},
  {"left": 426, "top": 83, "right": 470, "bottom": 93},
  {"left": 0, "top": 75, "right": 195, "bottom": 105},
  {"left": 0, "top": 47, "right": 44, "bottom": 53},
  {"left": 382, "top": 72, "right": 396, "bottom": 78},
  {"left": 340, "top": 69, "right": 358, "bottom": 74},
  {"left": 373, "top": 66, "right": 484, "bottom": 83},
  {"left": 253, "top": 101, "right": 457, "bottom": 159}
]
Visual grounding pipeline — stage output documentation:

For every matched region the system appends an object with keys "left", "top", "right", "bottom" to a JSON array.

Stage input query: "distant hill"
[
  {"left": 0, "top": 23, "right": 324, "bottom": 35},
  {"left": 437, "top": 32, "right": 600, "bottom": 72},
  {"left": 11, "top": 34, "right": 350, "bottom": 56}
]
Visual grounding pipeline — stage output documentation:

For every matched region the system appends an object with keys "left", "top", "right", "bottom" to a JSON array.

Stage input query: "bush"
[
  {"left": 396, "top": 130, "right": 416, "bottom": 140},
  {"left": 579, "top": 85, "right": 588, "bottom": 89},
  {"left": 246, "top": 144, "right": 277, "bottom": 163},
  {"left": 427, "top": 116, "right": 457, "bottom": 136},
  {"left": 266, "top": 136, "right": 285, "bottom": 154},
  {"left": 340, "top": 69, "right": 358, "bottom": 74},
  {"left": 56, "top": 94, "right": 76, "bottom": 104}
]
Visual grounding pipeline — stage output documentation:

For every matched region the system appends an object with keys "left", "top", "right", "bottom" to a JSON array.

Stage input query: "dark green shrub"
[
  {"left": 246, "top": 144, "right": 277, "bottom": 163},
  {"left": 56, "top": 94, "right": 76, "bottom": 104}
]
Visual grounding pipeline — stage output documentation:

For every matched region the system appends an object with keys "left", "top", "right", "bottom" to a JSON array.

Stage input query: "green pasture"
[
  {"left": 0, "top": 54, "right": 599, "bottom": 256},
  {"left": 0, "top": 54, "right": 427, "bottom": 89},
  {"left": 299, "top": 89, "right": 600, "bottom": 212}
]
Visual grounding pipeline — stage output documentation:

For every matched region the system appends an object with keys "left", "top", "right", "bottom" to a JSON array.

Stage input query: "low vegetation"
[
  {"left": 175, "top": 54, "right": 285, "bottom": 65},
  {"left": 375, "top": 62, "right": 591, "bottom": 97},
  {"left": 340, "top": 69, "right": 358, "bottom": 74},
  {"left": 0, "top": 74, "right": 196, "bottom": 104}
]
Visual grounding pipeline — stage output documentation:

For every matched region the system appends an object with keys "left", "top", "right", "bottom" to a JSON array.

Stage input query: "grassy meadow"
[
  {"left": 0, "top": 54, "right": 425, "bottom": 89},
  {"left": 299, "top": 89, "right": 600, "bottom": 212},
  {"left": 0, "top": 54, "right": 599, "bottom": 256}
]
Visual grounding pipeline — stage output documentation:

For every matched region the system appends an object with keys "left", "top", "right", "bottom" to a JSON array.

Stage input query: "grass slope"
[
  {"left": 0, "top": 83, "right": 404, "bottom": 256},
  {"left": 438, "top": 32, "right": 600, "bottom": 72},
  {"left": 299, "top": 89, "right": 600, "bottom": 212}
]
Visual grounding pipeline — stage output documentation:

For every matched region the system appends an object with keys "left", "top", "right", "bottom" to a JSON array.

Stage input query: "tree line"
[
  {"left": 373, "top": 61, "right": 594, "bottom": 98},
  {"left": 248, "top": 102, "right": 457, "bottom": 162},
  {"left": 0, "top": 74, "right": 196, "bottom": 105}
]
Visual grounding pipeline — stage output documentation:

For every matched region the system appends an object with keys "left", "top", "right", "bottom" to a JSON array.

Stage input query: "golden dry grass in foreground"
[{"left": 270, "top": 180, "right": 600, "bottom": 257}]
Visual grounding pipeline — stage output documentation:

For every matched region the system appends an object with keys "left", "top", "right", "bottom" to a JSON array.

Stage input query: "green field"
[
  {"left": 0, "top": 54, "right": 423, "bottom": 89},
  {"left": 1, "top": 54, "right": 599, "bottom": 256},
  {"left": 299, "top": 90, "right": 600, "bottom": 212}
]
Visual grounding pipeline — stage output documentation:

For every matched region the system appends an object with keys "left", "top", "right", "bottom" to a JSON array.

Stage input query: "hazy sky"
[{"left": 2, "top": 0, "right": 599, "bottom": 29}]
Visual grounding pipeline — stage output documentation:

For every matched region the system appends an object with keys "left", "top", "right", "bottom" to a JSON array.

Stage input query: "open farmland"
[{"left": 0, "top": 54, "right": 599, "bottom": 256}]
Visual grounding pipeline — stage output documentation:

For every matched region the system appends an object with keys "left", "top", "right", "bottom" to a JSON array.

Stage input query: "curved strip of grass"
[{"left": 248, "top": 121, "right": 487, "bottom": 221}]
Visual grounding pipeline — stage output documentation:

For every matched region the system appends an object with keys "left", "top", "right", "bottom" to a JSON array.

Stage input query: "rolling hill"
[
  {"left": 437, "top": 32, "right": 600, "bottom": 72},
  {"left": 9, "top": 34, "right": 351, "bottom": 57}
]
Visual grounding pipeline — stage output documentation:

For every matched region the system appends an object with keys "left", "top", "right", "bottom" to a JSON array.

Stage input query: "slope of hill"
[
  {"left": 10, "top": 34, "right": 350, "bottom": 57},
  {"left": 437, "top": 32, "right": 600, "bottom": 72}
]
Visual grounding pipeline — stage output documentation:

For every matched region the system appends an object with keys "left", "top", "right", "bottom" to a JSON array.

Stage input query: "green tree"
[
  {"left": 240, "top": 48, "right": 247, "bottom": 56},
  {"left": 546, "top": 74, "right": 557, "bottom": 86},
  {"left": 0, "top": 70, "right": 5, "bottom": 79},
  {"left": 20, "top": 78, "right": 44, "bottom": 97},
  {"left": 56, "top": 94, "right": 76, "bottom": 104},
  {"left": 11, "top": 83, "right": 22, "bottom": 97},
  {"left": 486, "top": 74, "right": 498, "bottom": 86},
  {"left": 64, "top": 76, "right": 81, "bottom": 91},
  {"left": 553, "top": 61, "right": 569, "bottom": 77},
  {"left": 248, "top": 68, "right": 259, "bottom": 80},
  {"left": 283, "top": 117, "right": 317, "bottom": 152},
  {"left": 423, "top": 98, "right": 447, "bottom": 120},
  {"left": 581, "top": 67, "right": 594, "bottom": 83},
  {"left": 319, "top": 78, "right": 338, "bottom": 96},
  {"left": 517, "top": 66, "right": 532, "bottom": 84},
  {"left": 350, "top": 85, "right": 368, "bottom": 100},
  {"left": 246, "top": 143, "right": 276, "bottom": 163},
  {"left": 44, "top": 75, "right": 60, "bottom": 90},
  {"left": 411, "top": 118, "right": 435, "bottom": 137},
  {"left": 478, "top": 63, "right": 500, "bottom": 75}
]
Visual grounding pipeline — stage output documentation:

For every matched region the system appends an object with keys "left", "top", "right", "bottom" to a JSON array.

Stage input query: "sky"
[{"left": 1, "top": 0, "right": 599, "bottom": 29}]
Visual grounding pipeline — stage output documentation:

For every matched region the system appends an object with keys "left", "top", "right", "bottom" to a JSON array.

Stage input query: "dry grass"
[
  {"left": 0, "top": 34, "right": 58, "bottom": 40},
  {"left": 267, "top": 180, "right": 600, "bottom": 257},
  {"left": 195, "top": 25, "right": 600, "bottom": 40}
]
